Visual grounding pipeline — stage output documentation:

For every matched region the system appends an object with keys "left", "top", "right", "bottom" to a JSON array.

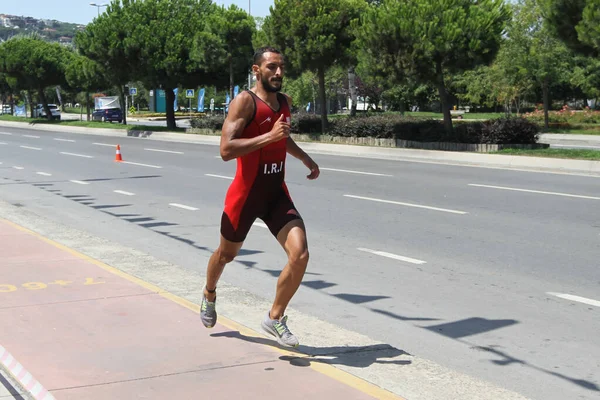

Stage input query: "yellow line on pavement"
[{"left": 3, "top": 218, "right": 403, "bottom": 400}]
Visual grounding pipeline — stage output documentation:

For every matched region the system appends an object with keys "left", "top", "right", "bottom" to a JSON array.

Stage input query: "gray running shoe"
[
  {"left": 261, "top": 313, "right": 299, "bottom": 348},
  {"left": 200, "top": 291, "right": 217, "bottom": 328}
]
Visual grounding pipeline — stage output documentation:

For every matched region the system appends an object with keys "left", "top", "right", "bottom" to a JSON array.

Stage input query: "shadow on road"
[{"left": 210, "top": 330, "right": 412, "bottom": 369}]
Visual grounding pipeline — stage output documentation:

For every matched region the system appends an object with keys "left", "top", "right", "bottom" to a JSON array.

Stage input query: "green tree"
[
  {"left": 505, "top": 0, "right": 572, "bottom": 127},
  {"left": 540, "top": 0, "right": 600, "bottom": 57},
  {"left": 191, "top": 5, "right": 255, "bottom": 101},
  {"left": 357, "top": 0, "right": 510, "bottom": 132},
  {"left": 266, "top": 0, "right": 364, "bottom": 132},
  {"left": 252, "top": 16, "right": 270, "bottom": 49},
  {"left": 75, "top": 0, "right": 134, "bottom": 124},
  {"left": 65, "top": 55, "right": 111, "bottom": 121},
  {"left": 124, "top": 0, "right": 221, "bottom": 129},
  {"left": 0, "top": 37, "right": 72, "bottom": 119}
]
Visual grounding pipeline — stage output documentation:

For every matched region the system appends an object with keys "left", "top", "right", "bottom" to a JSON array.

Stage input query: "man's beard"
[{"left": 262, "top": 76, "right": 282, "bottom": 93}]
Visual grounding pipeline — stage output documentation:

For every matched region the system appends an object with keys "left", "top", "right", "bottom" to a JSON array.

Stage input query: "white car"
[{"left": 33, "top": 104, "right": 61, "bottom": 120}]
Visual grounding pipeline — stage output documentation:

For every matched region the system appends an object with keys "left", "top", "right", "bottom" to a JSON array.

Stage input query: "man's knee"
[
  {"left": 216, "top": 247, "right": 238, "bottom": 264},
  {"left": 289, "top": 247, "right": 309, "bottom": 269}
]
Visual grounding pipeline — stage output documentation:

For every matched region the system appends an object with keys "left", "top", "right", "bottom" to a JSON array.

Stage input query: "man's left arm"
[{"left": 283, "top": 94, "right": 320, "bottom": 180}]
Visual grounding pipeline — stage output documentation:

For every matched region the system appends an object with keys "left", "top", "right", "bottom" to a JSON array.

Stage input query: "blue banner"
[
  {"left": 225, "top": 92, "right": 230, "bottom": 113},
  {"left": 15, "top": 105, "right": 26, "bottom": 117},
  {"left": 198, "top": 88, "right": 205, "bottom": 112},
  {"left": 233, "top": 85, "right": 239, "bottom": 98},
  {"left": 173, "top": 88, "right": 178, "bottom": 111}
]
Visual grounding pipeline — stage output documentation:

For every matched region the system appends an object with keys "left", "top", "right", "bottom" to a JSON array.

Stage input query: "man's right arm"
[{"left": 219, "top": 92, "right": 288, "bottom": 161}]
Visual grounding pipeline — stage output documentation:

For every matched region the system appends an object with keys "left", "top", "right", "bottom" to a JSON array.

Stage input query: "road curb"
[
  {"left": 1, "top": 120, "right": 599, "bottom": 176},
  {"left": 0, "top": 346, "right": 54, "bottom": 400}
]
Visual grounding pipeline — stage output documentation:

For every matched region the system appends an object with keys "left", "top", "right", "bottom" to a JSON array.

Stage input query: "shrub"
[
  {"left": 190, "top": 112, "right": 539, "bottom": 144},
  {"left": 479, "top": 117, "right": 540, "bottom": 144},
  {"left": 523, "top": 105, "right": 600, "bottom": 125},
  {"left": 190, "top": 115, "right": 224, "bottom": 130}
]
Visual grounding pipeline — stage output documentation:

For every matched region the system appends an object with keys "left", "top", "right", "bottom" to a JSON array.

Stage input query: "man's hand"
[
  {"left": 302, "top": 155, "right": 320, "bottom": 180},
  {"left": 269, "top": 114, "right": 290, "bottom": 143}
]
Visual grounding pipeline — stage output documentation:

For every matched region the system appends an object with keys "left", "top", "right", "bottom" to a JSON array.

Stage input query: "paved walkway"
[{"left": 0, "top": 219, "right": 389, "bottom": 400}]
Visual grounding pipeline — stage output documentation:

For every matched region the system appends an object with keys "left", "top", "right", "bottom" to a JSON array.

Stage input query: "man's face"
[{"left": 255, "top": 52, "right": 285, "bottom": 93}]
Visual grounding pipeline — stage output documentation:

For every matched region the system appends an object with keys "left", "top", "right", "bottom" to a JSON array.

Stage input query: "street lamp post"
[{"left": 90, "top": 2, "right": 108, "bottom": 16}]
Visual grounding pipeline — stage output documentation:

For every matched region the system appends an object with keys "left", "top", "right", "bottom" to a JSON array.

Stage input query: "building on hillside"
[{"left": 0, "top": 15, "right": 13, "bottom": 27}]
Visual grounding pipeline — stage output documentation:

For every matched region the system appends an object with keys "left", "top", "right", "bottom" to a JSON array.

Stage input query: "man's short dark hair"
[{"left": 253, "top": 46, "right": 282, "bottom": 66}]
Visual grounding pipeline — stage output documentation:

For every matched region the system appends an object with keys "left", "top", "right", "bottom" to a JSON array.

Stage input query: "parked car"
[
  {"left": 92, "top": 108, "right": 123, "bottom": 123},
  {"left": 33, "top": 104, "right": 61, "bottom": 120}
]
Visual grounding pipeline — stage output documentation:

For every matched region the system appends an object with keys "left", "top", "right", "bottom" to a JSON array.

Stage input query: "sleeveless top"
[{"left": 224, "top": 90, "right": 292, "bottom": 210}]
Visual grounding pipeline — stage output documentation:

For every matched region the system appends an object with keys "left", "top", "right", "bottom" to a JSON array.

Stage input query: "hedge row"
[{"left": 190, "top": 113, "right": 540, "bottom": 144}]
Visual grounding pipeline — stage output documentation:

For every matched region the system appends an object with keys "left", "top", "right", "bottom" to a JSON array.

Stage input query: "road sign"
[
  {"left": 186, "top": 89, "right": 194, "bottom": 98},
  {"left": 130, "top": 88, "right": 137, "bottom": 96}
]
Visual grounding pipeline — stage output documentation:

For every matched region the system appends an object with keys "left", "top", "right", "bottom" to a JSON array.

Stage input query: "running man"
[{"left": 200, "top": 47, "right": 320, "bottom": 348}]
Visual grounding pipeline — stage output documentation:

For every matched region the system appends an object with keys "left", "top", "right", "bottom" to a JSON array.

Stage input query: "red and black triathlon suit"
[{"left": 220, "top": 90, "right": 302, "bottom": 242}]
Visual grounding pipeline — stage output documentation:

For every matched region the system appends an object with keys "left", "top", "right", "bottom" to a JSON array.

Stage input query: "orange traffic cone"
[{"left": 115, "top": 145, "right": 123, "bottom": 162}]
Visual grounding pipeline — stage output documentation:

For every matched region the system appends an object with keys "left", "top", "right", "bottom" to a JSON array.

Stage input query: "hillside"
[{"left": 0, "top": 14, "right": 84, "bottom": 44}]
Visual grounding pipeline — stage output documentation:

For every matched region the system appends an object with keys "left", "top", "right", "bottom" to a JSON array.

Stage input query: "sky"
[{"left": 0, "top": 0, "right": 274, "bottom": 25}]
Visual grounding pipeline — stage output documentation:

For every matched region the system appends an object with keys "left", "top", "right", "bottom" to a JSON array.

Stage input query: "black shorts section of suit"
[{"left": 221, "top": 186, "right": 302, "bottom": 243}]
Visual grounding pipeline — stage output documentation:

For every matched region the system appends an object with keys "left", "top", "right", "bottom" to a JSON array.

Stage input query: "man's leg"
[
  {"left": 200, "top": 234, "right": 243, "bottom": 328},
  {"left": 204, "top": 234, "right": 244, "bottom": 301},
  {"left": 271, "top": 218, "right": 309, "bottom": 319},
  {"left": 260, "top": 218, "right": 308, "bottom": 347}
]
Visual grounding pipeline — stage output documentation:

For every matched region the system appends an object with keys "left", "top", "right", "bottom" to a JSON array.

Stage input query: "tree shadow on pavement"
[
  {"left": 210, "top": 330, "right": 412, "bottom": 369},
  {"left": 467, "top": 343, "right": 599, "bottom": 392}
]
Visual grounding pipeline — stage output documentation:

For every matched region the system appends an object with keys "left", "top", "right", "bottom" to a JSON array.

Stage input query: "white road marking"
[
  {"left": 93, "top": 142, "right": 117, "bottom": 147},
  {"left": 253, "top": 221, "right": 268, "bottom": 228},
  {"left": 0, "top": 142, "right": 6, "bottom": 145},
  {"left": 144, "top": 148, "right": 183, "bottom": 154},
  {"left": 469, "top": 184, "right": 600, "bottom": 200},
  {"left": 169, "top": 203, "right": 198, "bottom": 211},
  {"left": 357, "top": 247, "right": 427, "bottom": 265},
  {"left": 54, "top": 138, "right": 75, "bottom": 142},
  {"left": 122, "top": 161, "right": 162, "bottom": 169},
  {"left": 205, "top": 174, "right": 233, "bottom": 180},
  {"left": 61, "top": 152, "right": 93, "bottom": 158},
  {"left": 0, "top": 132, "right": 12, "bottom": 135},
  {"left": 114, "top": 190, "right": 135, "bottom": 196},
  {"left": 547, "top": 292, "right": 600, "bottom": 308},
  {"left": 70, "top": 180, "right": 89, "bottom": 185},
  {"left": 20, "top": 145, "right": 42, "bottom": 150},
  {"left": 344, "top": 194, "right": 468, "bottom": 215},
  {"left": 36, "top": 172, "right": 52, "bottom": 176},
  {"left": 320, "top": 167, "right": 392, "bottom": 177},
  {"left": 23, "top": 135, "right": 40, "bottom": 138},
  {"left": 13, "top": 166, "right": 24, "bottom": 170}
]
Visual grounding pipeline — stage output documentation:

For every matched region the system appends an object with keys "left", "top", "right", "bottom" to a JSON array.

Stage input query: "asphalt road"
[{"left": 0, "top": 125, "right": 599, "bottom": 400}]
